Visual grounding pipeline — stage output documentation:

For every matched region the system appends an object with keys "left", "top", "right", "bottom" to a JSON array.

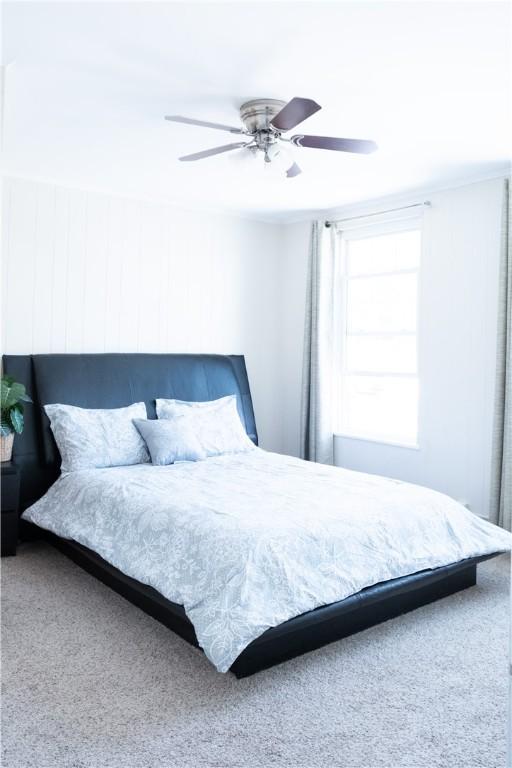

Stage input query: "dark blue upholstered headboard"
[{"left": 2, "top": 353, "right": 257, "bottom": 512}]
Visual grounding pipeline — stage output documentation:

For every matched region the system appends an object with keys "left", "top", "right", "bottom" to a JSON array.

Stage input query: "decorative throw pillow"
[
  {"left": 133, "top": 417, "right": 207, "bottom": 465},
  {"left": 44, "top": 402, "right": 149, "bottom": 473},
  {"left": 155, "top": 395, "right": 255, "bottom": 457}
]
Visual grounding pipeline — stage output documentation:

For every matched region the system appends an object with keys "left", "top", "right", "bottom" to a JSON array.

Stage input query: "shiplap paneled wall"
[{"left": 1, "top": 177, "right": 284, "bottom": 451}]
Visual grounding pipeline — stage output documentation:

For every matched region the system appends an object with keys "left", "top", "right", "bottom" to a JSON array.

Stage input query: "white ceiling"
[{"left": 2, "top": 1, "right": 511, "bottom": 221}]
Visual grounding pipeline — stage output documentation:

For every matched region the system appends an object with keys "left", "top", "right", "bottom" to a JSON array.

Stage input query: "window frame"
[{"left": 333, "top": 214, "right": 423, "bottom": 449}]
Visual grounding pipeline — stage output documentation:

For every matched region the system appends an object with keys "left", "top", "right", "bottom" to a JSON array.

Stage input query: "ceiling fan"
[{"left": 165, "top": 97, "right": 377, "bottom": 178}]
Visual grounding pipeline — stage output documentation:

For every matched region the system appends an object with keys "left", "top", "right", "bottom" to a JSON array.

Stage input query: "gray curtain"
[
  {"left": 490, "top": 178, "right": 512, "bottom": 530},
  {"left": 300, "top": 221, "right": 337, "bottom": 464}
]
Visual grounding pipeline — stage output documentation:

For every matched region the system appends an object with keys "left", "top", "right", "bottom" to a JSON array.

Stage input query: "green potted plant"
[{"left": 1, "top": 375, "right": 32, "bottom": 462}]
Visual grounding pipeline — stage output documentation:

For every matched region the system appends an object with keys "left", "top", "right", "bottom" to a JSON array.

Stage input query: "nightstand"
[{"left": 1, "top": 461, "right": 20, "bottom": 556}]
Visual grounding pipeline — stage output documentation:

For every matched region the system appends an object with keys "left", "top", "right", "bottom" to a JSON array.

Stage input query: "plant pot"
[{"left": 0, "top": 433, "right": 14, "bottom": 462}]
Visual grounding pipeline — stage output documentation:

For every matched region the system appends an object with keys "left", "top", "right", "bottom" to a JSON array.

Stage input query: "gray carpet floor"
[{"left": 1, "top": 542, "right": 510, "bottom": 768}]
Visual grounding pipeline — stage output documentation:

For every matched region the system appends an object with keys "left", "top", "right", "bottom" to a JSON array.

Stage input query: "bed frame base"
[
  {"left": 231, "top": 563, "right": 476, "bottom": 677},
  {"left": 25, "top": 522, "right": 487, "bottom": 678}
]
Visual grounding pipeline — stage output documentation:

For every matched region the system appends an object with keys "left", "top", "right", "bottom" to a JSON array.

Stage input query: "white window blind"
[{"left": 336, "top": 223, "right": 422, "bottom": 447}]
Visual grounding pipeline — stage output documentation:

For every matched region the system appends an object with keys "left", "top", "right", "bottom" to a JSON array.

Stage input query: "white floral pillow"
[
  {"left": 155, "top": 395, "right": 255, "bottom": 457},
  {"left": 44, "top": 402, "right": 150, "bottom": 473},
  {"left": 134, "top": 417, "right": 207, "bottom": 465}
]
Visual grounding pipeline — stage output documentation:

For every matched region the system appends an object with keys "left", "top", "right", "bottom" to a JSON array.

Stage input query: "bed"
[{"left": 4, "top": 353, "right": 510, "bottom": 677}]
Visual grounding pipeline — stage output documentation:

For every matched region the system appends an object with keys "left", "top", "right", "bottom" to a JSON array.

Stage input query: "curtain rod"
[{"left": 325, "top": 201, "right": 431, "bottom": 227}]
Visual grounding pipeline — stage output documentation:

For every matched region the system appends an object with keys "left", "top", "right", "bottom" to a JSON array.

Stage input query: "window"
[{"left": 336, "top": 222, "right": 421, "bottom": 447}]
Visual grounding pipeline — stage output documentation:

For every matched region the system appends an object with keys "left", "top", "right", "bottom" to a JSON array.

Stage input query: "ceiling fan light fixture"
[
  {"left": 261, "top": 142, "right": 300, "bottom": 179},
  {"left": 265, "top": 141, "right": 291, "bottom": 167},
  {"left": 265, "top": 142, "right": 283, "bottom": 162}
]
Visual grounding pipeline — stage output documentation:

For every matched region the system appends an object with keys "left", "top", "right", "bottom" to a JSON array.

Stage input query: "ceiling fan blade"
[
  {"left": 290, "top": 135, "right": 378, "bottom": 154},
  {"left": 179, "top": 142, "right": 248, "bottom": 162},
  {"left": 270, "top": 98, "right": 321, "bottom": 131},
  {"left": 286, "top": 162, "right": 302, "bottom": 178},
  {"left": 165, "top": 115, "right": 244, "bottom": 134}
]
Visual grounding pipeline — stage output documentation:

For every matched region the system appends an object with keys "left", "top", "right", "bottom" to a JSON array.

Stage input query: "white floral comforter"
[{"left": 22, "top": 449, "right": 511, "bottom": 672}]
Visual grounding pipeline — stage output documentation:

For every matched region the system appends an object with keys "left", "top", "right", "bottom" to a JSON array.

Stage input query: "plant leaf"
[
  {"left": 0, "top": 420, "right": 12, "bottom": 436},
  {"left": 9, "top": 406, "right": 24, "bottom": 434},
  {"left": 0, "top": 380, "right": 10, "bottom": 407},
  {"left": 1, "top": 377, "right": 31, "bottom": 408},
  {"left": 1, "top": 380, "right": 25, "bottom": 409}
]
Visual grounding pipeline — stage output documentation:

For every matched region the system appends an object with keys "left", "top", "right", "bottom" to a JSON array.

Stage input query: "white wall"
[
  {"left": 1, "top": 177, "right": 284, "bottom": 452},
  {"left": 279, "top": 177, "right": 505, "bottom": 518}
]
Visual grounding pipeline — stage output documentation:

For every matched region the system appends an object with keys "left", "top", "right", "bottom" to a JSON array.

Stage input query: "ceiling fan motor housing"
[{"left": 239, "top": 99, "right": 286, "bottom": 133}]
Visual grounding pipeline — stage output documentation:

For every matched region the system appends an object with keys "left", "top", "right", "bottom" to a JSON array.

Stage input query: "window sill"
[{"left": 334, "top": 433, "right": 420, "bottom": 451}]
